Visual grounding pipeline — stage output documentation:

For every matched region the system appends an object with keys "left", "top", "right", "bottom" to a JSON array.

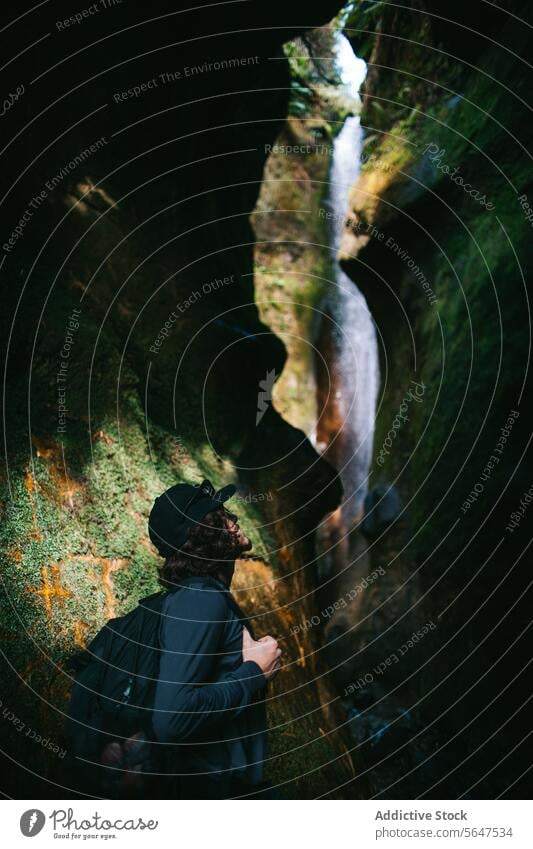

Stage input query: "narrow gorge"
[{"left": 1, "top": 0, "right": 531, "bottom": 799}]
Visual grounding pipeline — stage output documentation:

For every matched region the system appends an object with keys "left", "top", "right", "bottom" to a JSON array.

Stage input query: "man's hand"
[{"left": 243, "top": 628, "right": 281, "bottom": 680}]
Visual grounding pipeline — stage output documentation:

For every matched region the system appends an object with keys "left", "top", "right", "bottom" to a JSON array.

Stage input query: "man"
[{"left": 148, "top": 478, "right": 281, "bottom": 798}]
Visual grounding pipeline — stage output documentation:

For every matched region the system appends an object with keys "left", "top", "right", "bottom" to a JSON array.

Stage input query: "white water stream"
[
  {"left": 328, "top": 114, "right": 378, "bottom": 517},
  {"left": 317, "top": 36, "right": 379, "bottom": 575},
  {"left": 316, "top": 37, "right": 379, "bottom": 551}
]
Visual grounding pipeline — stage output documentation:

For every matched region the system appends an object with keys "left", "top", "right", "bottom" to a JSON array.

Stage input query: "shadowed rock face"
[
  {"left": 0, "top": 2, "right": 354, "bottom": 798},
  {"left": 361, "top": 485, "right": 402, "bottom": 539},
  {"left": 336, "top": 0, "right": 533, "bottom": 798}
]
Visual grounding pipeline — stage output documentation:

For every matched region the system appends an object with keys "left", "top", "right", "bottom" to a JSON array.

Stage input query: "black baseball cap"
[{"left": 148, "top": 478, "right": 237, "bottom": 557}]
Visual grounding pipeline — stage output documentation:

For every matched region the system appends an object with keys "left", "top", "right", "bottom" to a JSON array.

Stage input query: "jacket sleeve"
[{"left": 152, "top": 589, "right": 266, "bottom": 744}]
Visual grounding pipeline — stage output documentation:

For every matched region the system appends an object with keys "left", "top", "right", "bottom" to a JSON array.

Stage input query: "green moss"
[
  {"left": 349, "top": 1, "right": 532, "bottom": 571},
  {"left": 253, "top": 55, "right": 353, "bottom": 431},
  {"left": 265, "top": 713, "right": 350, "bottom": 798}
]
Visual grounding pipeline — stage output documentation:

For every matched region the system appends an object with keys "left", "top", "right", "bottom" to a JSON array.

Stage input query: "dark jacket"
[{"left": 152, "top": 575, "right": 268, "bottom": 797}]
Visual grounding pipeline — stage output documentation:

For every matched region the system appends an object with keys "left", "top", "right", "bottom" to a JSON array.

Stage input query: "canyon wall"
[
  {"left": 0, "top": 1, "right": 353, "bottom": 797},
  {"left": 337, "top": 0, "right": 532, "bottom": 797}
]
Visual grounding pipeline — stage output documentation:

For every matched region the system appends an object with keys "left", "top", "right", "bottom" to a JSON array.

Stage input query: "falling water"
[
  {"left": 315, "top": 95, "right": 379, "bottom": 554},
  {"left": 315, "top": 34, "right": 414, "bottom": 777}
]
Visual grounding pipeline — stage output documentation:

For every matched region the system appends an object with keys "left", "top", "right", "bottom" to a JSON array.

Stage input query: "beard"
[{"left": 235, "top": 525, "right": 252, "bottom": 553}]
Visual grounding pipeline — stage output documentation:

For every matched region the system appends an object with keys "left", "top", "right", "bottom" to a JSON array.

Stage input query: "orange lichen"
[
  {"left": 23, "top": 466, "right": 43, "bottom": 542},
  {"left": 60, "top": 554, "right": 128, "bottom": 619},
  {"left": 27, "top": 555, "right": 128, "bottom": 622},
  {"left": 31, "top": 435, "right": 82, "bottom": 507},
  {"left": 73, "top": 620, "right": 89, "bottom": 649},
  {"left": 27, "top": 564, "right": 72, "bottom": 618},
  {"left": 7, "top": 547, "right": 23, "bottom": 564},
  {"left": 100, "top": 558, "right": 128, "bottom": 619}
]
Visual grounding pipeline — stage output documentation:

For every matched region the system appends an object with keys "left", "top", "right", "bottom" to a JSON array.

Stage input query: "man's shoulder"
[{"left": 162, "top": 579, "right": 231, "bottom": 623}]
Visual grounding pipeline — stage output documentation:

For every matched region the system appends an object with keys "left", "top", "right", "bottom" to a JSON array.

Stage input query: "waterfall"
[{"left": 316, "top": 114, "right": 379, "bottom": 538}]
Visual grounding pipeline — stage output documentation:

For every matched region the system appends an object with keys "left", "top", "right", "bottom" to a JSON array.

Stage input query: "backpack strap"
[
  {"left": 97, "top": 593, "right": 166, "bottom": 711},
  {"left": 122, "top": 592, "right": 167, "bottom": 707},
  {"left": 219, "top": 587, "right": 256, "bottom": 639},
  {"left": 119, "top": 604, "right": 145, "bottom": 707},
  {"left": 94, "top": 624, "right": 116, "bottom": 711}
]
